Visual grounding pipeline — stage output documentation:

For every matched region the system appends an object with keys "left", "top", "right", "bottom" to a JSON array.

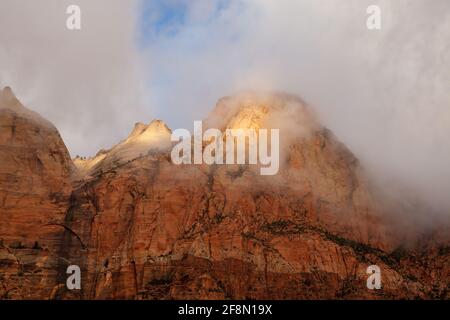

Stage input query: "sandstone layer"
[
  {"left": 0, "top": 89, "right": 448, "bottom": 299},
  {"left": 0, "top": 87, "right": 73, "bottom": 299}
]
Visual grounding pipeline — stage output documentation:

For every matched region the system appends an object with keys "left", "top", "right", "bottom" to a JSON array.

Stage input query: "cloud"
[
  {"left": 1, "top": 0, "right": 449, "bottom": 214},
  {"left": 0, "top": 0, "right": 148, "bottom": 157},
  {"left": 142, "top": 0, "right": 450, "bottom": 213}
]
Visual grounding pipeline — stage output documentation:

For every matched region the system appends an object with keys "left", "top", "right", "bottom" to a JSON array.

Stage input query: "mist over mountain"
[
  {"left": 0, "top": 87, "right": 448, "bottom": 299},
  {"left": 0, "top": 1, "right": 449, "bottom": 300},
  {"left": 1, "top": 0, "right": 449, "bottom": 216}
]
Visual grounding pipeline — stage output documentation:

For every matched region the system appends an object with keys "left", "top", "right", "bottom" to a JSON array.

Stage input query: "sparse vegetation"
[
  {"left": 9, "top": 241, "right": 26, "bottom": 249},
  {"left": 148, "top": 276, "right": 172, "bottom": 286},
  {"left": 317, "top": 228, "right": 398, "bottom": 267},
  {"left": 391, "top": 245, "right": 408, "bottom": 262},
  {"left": 261, "top": 220, "right": 305, "bottom": 235},
  {"left": 32, "top": 241, "right": 42, "bottom": 250},
  {"left": 226, "top": 165, "right": 246, "bottom": 180}
]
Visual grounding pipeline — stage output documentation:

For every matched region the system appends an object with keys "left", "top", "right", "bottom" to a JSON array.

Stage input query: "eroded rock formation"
[
  {"left": 0, "top": 87, "right": 73, "bottom": 299},
  {"left": 0, "top": 88, "right": 448, "bottom": 299}
]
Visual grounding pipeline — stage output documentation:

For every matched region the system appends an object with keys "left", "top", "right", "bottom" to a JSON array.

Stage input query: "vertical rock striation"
[
  {"left": 0, "top": 89, "right": 448, "bottom": 299},
  {"left": 0, "top": 87, "right": 73, "bottom": 299}
]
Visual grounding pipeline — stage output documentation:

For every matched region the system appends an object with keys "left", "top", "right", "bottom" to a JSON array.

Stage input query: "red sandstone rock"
[
  {"left": 0, "top": 87, "right": 73, "bottom": 299},
  {"left": 0, "top": 88, "right": 448, "bottom": 299}
]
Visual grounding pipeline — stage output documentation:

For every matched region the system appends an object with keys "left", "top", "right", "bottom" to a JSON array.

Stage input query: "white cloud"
[
  {"left": 1, "top": 0, "right": 449, "bottom": 213},
  {"left": 0, "top": 0, "right": 148, "bottom": 157},
  {"left": 144, "top": 0, "right": 450, "bottom": 212}
]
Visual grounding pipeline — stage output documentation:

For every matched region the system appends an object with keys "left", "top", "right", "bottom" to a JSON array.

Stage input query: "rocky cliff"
[
  {"left": 0, "top": 88, "right": 448, "bottom": 299},
  {"left": 0, "top": 87, "right": 73, "bottom": 299}
]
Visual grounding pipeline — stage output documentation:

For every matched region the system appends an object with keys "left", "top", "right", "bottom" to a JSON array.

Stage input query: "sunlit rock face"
[
  {"left": 0, "top": 88, "right": 448, "bottom": 300},
  {"left": 73, "top": 119, "right": 172, "bottom": 179}
]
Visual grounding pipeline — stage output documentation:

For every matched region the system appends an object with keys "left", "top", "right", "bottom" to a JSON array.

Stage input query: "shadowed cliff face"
[
  {"left": 0, "top": 88, "right": 448, "bottom": 300},
  {"left": 0, "top": 87, "right": 73, "bottom": 299}
]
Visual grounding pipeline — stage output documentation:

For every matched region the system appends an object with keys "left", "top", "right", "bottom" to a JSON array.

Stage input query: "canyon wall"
[{"left": 0, "top": 89, "right": 448, "bottom": 299}]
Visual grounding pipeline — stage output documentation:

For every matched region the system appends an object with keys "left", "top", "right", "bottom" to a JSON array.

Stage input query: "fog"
[
  {"left": 0, "top": 0, "right": 147, "bottom": 156},
  {"left": 0, "top": 0, "right": 449, "bottom": 214},
  {"left": 144, "top": 0, "right": 450, "bottom": 214}
]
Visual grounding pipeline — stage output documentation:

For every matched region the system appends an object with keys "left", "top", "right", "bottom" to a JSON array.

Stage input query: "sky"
[{"left": 0, "top": 0, "right": 449, "bottom": 212}]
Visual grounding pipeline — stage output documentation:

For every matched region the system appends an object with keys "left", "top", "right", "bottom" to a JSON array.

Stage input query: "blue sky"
[
  {"left": 1, "top": 0, "right": 449, "bottom": 210},
  {"left": 138, "top": 0, "right": 232, "bottom": 46},
  {"left": 139, "top": 0, "right": 187, "bottom": 41},
  {"left": 126, "top": 0, "right": 450, "bottom": 213},
  {"left": 136, "top": 0, "right": 245, "bottom": 127}
]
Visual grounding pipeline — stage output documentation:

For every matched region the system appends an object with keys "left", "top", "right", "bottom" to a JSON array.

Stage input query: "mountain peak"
[
  {"left": 74, "top": 119, "right": 172, "bottom": 177},
  {"left": 205, "top": 92, "right": 319, "bottom": 137},
  {"left": 2, "top": 86, "right": 13, "bottom": 95},
  {"left": 123, "top": 118, "right": 171, "bottom": 149},
  {"left": 0, "top": 86, "right": 21, "bottom": 109},
  {"left": 146, "top": 119, "right": 171, "bottom": 132},
  {"left": 2, "top": 89, "right": 448, "bottom": 300},
  {"left": 127, "top": 119, "right": 171, "bottom": 141},
  {"left": 129, "top": 122, "right": 148, "bottom": 138}
]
